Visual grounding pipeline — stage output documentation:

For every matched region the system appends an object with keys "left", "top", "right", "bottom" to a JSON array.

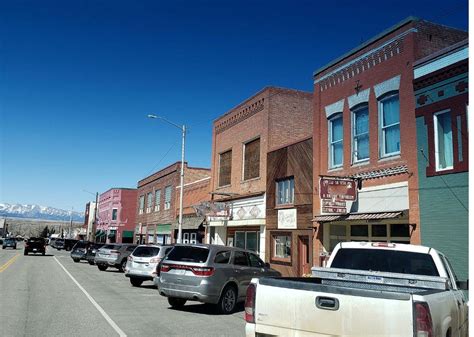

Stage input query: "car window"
[
  {"left": 133, "top": 246, "right": 160, "bottom": 257},
  {"left": 233, "top": 251, "right": 249, "bottom": 266},
  {"left": 166, "top": 246, "right": 209, "bottom": 263},
  {"left": 102, "top": 244, "right": 115, "bottom": 250},
  {"left": 248, "top": 253, "right": 264, "bottom": 268},
  {"left": 214, "top": 251, "right": 231, "bottom": 264},
  {"left": 126, "top": 246, "right": 136, "bottom": 252}
]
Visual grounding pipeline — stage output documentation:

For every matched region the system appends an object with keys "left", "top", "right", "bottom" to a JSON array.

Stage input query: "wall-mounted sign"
[
  {"left": 278, "top": 209, "right": 297, "bottom": 229},
  {"left": 320, "top": 177, "right": 357, "bottom": 201}
]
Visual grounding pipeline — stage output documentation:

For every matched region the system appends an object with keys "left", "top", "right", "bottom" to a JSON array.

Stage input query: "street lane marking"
[
  {"left": 0, "top": 254, "right": 20, "bottom": 273},
  {"left": 53, "top": 256, "right": 127, "bottom": 337}
]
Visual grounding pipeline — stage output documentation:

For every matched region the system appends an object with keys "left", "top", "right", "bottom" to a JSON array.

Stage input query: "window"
[
  {"left": 434, "top": 110, "right": 453, "bottom": 171},
  {"left": 352, "top": 105, "right": 369, "bottom": 162},
  {"left": 218, "top": 150, "right": 232, "bottom": 187},
  {"left": 329, "top": 114, "right": 343, "bottom": 168},
  {"left": 154, "top": 190, "right": 161, "bottom": 212},
  {"left": 379, "top": 93, "right": 400, "bottom": 157},
  {"left": 111, "top": 209, "right": 118, "bottom": 221},
  {"left": 273, "top": 235, "right": 291, "bottom": 259},
  {"left": 276, "top": 177, "right": 294, "bottom": 205},
  {"left": 235, "top": 232, "right": 245, "bottom": 249},
  {"left": 234, "top": 231, "right": 260, "bottom": 252},
  {"left": 139, "top": 195, "right": 145, "bottom": 214},
  {"left": 243, "top": 138, "right": 260, "bottom": 180},
  {"left": 248, "top": 253, "right": 265, "bottom": 268},
  {"left": 190, "top": 232, "right": 197, "bottom": 244},
  {"left": 183, "top": 233, "right": 189, "bottom": 244},
  {"left": 164, "top": 186, "right": 172, "bottom": 210},
  {"left": 214, "top": 250, "right": 231, "bottom": 264},
  {"left": 146, "top": 192, "right": 153, "bottom": 213},
  {"left": 233, "top": 251, "right": 249, "bottom": 266}
]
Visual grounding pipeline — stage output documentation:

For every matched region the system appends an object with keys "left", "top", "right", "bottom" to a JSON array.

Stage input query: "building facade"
[
  {"left": 96, "top": 188, "right": 137, "bottom": 243},
  {"left": 135, "top": 162, "right": 210, "bottom": 244},
  {"left": 414, "top": 40, "right": 468, "bottom": 281},
  {"left": 266, "top": 137, "right": 313, "bottom": 276},
  {"left": 312, "top": 17, "right": 467, "bottom": 266},
  {"left": 81, "top": 201, "right": 97, "bottom": 241},
  {"left": 208, "top": 86, "right": 313, "bottom": 260}
]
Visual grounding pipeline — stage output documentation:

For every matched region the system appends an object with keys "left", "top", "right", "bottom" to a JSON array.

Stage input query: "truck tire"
[
  {"left": 24, "top": 251, "right": 28, "bottom": 256},
  {"left": 120, "top": 259, "right": 127, "bottom": 272},
  {"left": 217, "top": 285, "right": 237, "bottom": 314},
  {"left": 98, "top": 264, "right": 107, "bottom": 271},
  {"left": 88, "top": 261, "right": 95, "bottom": 265},
  {"left": 130, "top": 278, "right": 143, "bottom": 287},
  {"left": 168, "top": 297, "right": 186, "bottom": 308}
]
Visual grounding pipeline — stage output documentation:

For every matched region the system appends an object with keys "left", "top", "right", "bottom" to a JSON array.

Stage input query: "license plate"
[{"left": 173, "top": 269, "right": 186, "bottom": 275}]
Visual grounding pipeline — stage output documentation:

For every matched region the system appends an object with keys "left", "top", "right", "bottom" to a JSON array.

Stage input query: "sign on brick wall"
[{"left": 320, "top": 177, "right": 358, "bottom": 214}]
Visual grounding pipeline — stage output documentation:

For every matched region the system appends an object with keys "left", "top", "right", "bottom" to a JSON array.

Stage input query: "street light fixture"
[{"left": 147, "top": 114, "right": 186, "bottom": 244}]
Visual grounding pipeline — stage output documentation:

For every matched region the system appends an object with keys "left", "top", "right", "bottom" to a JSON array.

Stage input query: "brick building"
[
  {"left": 81, "top": 201, "right": 97, "bottom": 241},
  {"left": 414, "top": 40, "right": 468, "bottom": 280},
  {"left": 135, "top": 162, "right": 210, "bottom": 244},
  {"left": 311, "top": 17, "right": 467, "bottom": 266},
  {"left": 96, "top": 188, "right": 137, "bottom": 244},
  {"left": 208, "top": 86, "right": 313, "bottom": 260}
]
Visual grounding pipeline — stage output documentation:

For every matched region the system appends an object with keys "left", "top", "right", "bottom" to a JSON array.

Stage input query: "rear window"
[
  {"left": 331, "top": 248, "right": 439, "bottom": 277},
  {"left": 28, "top": 238, "right": 44, "bottom": 243},
  {"left": 126, "top": 245, "right": 137, "bottom": 252},
  {"left": 102, "top": 244, "right": 117, "bottom": 250},
  {"left": 74, "top": 242, "right": 88, "bottom": 249},
  {"left": 133, "top": 247, "right": 160, "bottom": 257},
  {"left": 5, "top": 238, "right": 15, "bottom": 243},
  {"left": 166, "top": 246, "right": 209, "bottom": 263}
]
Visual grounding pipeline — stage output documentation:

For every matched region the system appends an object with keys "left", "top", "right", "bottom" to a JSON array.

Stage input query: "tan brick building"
[{"left": 208, "top": 87, "right": 313, "bottom": 259}]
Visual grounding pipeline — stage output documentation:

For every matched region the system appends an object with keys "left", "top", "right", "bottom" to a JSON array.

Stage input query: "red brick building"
[
  {"left": 312, "top": 17, "right": 467, "bottom": 266},
  {"left": 208, "top": 86, "right": 313, "bottom": 260},
  {"left": 135, "top": 162, "right": 210, "bottom": 244}
]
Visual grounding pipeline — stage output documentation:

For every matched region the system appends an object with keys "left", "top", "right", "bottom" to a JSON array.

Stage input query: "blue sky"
[{"left": 0, "top": 0, "right": 468, "bottom": 212}]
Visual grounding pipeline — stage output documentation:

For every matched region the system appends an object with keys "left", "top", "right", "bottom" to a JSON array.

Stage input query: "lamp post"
[{"left": 147, "top": 114, "right": 186, "bottom": 244}]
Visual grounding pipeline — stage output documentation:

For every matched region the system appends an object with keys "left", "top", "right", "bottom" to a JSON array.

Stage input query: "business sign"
[
  {"left": 278, "top": 209, "right": 297, "bottom": 229},
  {"left": 320, "top": 177, "right": 357, "bottom": 201}
]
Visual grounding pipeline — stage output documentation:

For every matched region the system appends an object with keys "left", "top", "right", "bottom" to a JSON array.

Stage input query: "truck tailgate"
[{"left": 254, "top": 278, "right": 414, "bottom": 337}]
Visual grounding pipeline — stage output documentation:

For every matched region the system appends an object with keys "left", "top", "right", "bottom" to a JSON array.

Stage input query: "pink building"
[{"left": 96, "top": 188, "right": 138, "bottom": 243}]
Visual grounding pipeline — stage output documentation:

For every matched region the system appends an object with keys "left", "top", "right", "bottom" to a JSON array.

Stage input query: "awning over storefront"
[
  {"left": 313, "top": 211, "right": 405, "bottom": 223},
  {"left": 156, "top": 224, "right": 171, "bottom": 235},
  {"left": 122, "top": 231, "right": 134, "bottom": 238},
  {"left": 172, "top": 216, "right": 205, "bottom": 230},
  {"left": 107, "top": 232, "right": 116, "bottom": 239},
  {"left": 95, "top": 230, "right": 106, "bottom": 238}
]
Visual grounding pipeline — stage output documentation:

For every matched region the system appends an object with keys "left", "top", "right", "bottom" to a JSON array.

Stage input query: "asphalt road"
[{"left": 0, "top": 243, "right": 246, "bottom": 337}]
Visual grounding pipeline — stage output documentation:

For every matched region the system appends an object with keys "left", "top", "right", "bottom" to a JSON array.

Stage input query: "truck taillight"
[
  {"left": 110, "top": 250, "right": 120, "bottom": 255},
  {"left": 245, "top": 283, "right": 256, "bottom": 323},
  {"left": 414, "top": 302, "right": 433, "bottom": 337},
  {"left": 161, "top": 264, "right": 171, "bottom": 273}
]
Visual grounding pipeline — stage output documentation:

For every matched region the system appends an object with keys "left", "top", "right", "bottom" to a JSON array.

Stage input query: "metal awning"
[
  {"left": 122, "top": 231, "right": 134, "bottom": 238},
  {"left": 172, "top": 216, "right": 205, "bottom": 230},
  {"left": 313, "top": 211, "right": 405, "bottom": 223}
]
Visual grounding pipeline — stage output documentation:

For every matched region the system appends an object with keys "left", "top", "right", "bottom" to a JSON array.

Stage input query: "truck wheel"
[
  {"left": 217, "top": 285, "right": 237, "bottom": 314},
  {"left": 168, "top": 297, "right": 186, "bottom": 308},
  {"left": 130, "top": 278, "right": 143, "bottom": 287},
  {"left": 73, "top": 258, "right": 80, "bottom": 263},
  {"left": 98, "top": 265, "right": 107, "bottom": 271}
]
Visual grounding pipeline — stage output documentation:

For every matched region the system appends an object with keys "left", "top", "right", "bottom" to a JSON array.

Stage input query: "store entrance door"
[{"left": 298, "top": 236, "right": 310, "bottom": 276}]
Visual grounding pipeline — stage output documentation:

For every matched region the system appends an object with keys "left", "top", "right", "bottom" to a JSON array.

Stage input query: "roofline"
[
  {"left": 137, "top": 161, "right": 183, "bottom": 184},
  {"left": 213, "top": 86, "right": 312, "bottom": 124},
  {"left": 101, "top": 187, "right": 137, "bottom": 194},
  {"left": 413, "top": 38, "right": 468, "bottom": 67},
  {"left": 313, "top": 16, "right": 419, "bottom": 78}
]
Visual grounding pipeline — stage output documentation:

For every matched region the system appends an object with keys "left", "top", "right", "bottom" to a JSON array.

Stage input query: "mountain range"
[{"left": 0, "top": 203, "right": 84, "bottom": 222}]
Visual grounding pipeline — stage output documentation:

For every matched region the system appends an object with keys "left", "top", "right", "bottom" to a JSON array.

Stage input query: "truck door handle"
[{"left": 316, "top": 296, "right": 339, "bottom": 311}]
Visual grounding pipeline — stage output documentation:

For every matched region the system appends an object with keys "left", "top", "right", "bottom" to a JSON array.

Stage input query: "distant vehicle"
[
  {"left": 24, "top": 237, "right": 46, "bottom": 256},
  {"left": 52, "top": 238, "right": 65, "bottom": 250},
  {"left": 85, "top": 243, "right": 104, "bottom": 265},
  {"left": 2, "top": 238, "right": 17, "bottom": 249},
  {"left": 64, "top": 239, "right": 79, "bottom": 251},
  {"left": 70, "top": 241, "right": 93, "bottom": 262},
  {"left": 125, "top": 245, "right": 174, "bottom": 287},
  {"left": 156, "top": 244, "right": 281, "bottom": 314},
  {"left": 95, "top": 244, "right": 137, "bottom": 272}
]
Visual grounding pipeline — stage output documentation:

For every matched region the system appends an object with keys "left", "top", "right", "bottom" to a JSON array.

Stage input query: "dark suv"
[
  {"left": 24, "top": 237, "right": 46, "bottom": 255},
  {"left": 70, "top": 241, "right": 93, "bottom": 262},
  {"left": 2, "top": 238, "right": 17, "bottom": 249},
  {"left": 85, "top": 243, "right": 104, "bottom": 265}
]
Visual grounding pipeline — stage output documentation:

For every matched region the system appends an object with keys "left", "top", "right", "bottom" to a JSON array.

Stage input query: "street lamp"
[{"left": 147, "top": 114, "right": 186, "bottom": 244}]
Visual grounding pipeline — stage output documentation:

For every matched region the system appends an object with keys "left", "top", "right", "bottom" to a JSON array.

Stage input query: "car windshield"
[
  {"left": 28, "top": 238, "right": 44, "bottom": 243},
  {"left": 166, "top": 246, "right": 209, "bottom": 263},
  {"left": 133, "top": 246, "right": 160, "bottom": 257},
  {"left": 73, "top": 242, "right": 88, "bottom": 249}
]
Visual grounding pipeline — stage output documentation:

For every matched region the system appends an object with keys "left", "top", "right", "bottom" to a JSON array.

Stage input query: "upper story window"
[
  {"left": 139, "top": 195, "right": 145, "bottom": 215},
  {"left": 218, "top": 150, "right": 232, "bottom": 187},
  {"left": 276, "top": 177, "right": 294, "bottom": 205},
  {"left": 352, "top": 105, "right": 369, "bottom": 163},
  {"left": 146, "top": 192, "right": 153, "bottom": 213},
  {"left": 243, "top": 138, "right": 260, "bottom": 180},
  {"left": 434, "top": 110, "right": 453, "bottom": 171},
  {"left": 379, "top": 93, "right": 400, "bottom": 157},
  {"left": 164, "top": 186, "right": 172, "bottom": 210},
  {"left": 111, "top": 208, "right": 118, "bottom": 221},
  {"left": 329, "top": 114, "right": 343, "bottom": 168},
  {"left": 154, "top": 189, "right": 161, "bottom": 212}
]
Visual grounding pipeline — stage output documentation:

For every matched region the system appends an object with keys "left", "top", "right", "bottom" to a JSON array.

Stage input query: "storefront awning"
[
  {"left": 313, "top": 211, "right": 405, "bottom": 223},
  {"left": 172, "top": 216, "right": 205, "bottom": 230},
  {"left": 156, "top": 224, "right": 171, "bottom": 235},
  {"left": 95, "top": 230, "right": 105, "bottom": 238},
  {"left": 107, "top": 232, "right": 116, "bottom": 239},
  {"left": 122, "top": 231, "right": 134, "bottom": 238}
]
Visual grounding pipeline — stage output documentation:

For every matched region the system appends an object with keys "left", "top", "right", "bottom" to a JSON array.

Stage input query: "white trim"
[
  {"left": 414, "top": 46, "right": 468, "bottom": 79},
  {"left": 433, "top": 109, "right": 454, "bottom": 171},
  {"left": 351, "top": 105, "right": 370, "bottom": 164},
  {"left": 359, "top": 181, "right": 408, "bottom": 193},
  {"left": 227, "top": 219, "right": 266, "bottom": 227},
  {"left": 374, "top": 75, "right": 401, "bottom": 98},
  {"left": 348, "top": 88, "right": 370, "bottom": 109},
  {"left": 175, "top": 176, "right": 211, "bottom": 189},
  {"left": 328, "top": 114, "right": 343, "bottom": 169},
  {"left": 379, "top": 93, "right": 401, "bottom": 158},
  {"left": 325, "top": 99, "right": 345, "bottom": 118}
]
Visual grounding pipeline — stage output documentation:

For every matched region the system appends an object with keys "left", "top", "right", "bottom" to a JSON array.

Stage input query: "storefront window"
[
  {"left": 234, "top": 231, "right": 259, "bottom": 252},
  {"left": 235, "top": 232, "right": 245, "bottom": 249},
  {"left": 246, "top": 232, "right": 258, "bottom": 252},
  {"left": 273, "top": 235, "right": 291, "bottom": 259}
]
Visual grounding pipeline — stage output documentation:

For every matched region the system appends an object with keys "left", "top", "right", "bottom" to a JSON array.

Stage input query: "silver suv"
[
  {"left": 125, "top": 244, "right": 174, "bottom": 287},
  {"left": 95, "top": 244, "right": 137, "bottom": 272},
  {"left": 155, "top": 244, "right": 280, "bottom": 314}
]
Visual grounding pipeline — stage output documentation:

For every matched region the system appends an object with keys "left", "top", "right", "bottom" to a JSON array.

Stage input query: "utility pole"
[{"left": 93, "top": 192, "right": 98, "bottom": 242}]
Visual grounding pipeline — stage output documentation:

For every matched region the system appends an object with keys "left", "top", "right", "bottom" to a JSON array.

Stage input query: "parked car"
[
  {"left": 52, "top": 238, "right": 65, "bottom": 250},
  {"left": 85, "top": 243, "right": 104, "bottom": 265},
  {"left": 245, "top": 242, "right": 469, "bottom": 337},
  {"left": 64, "top": 239, "right": 79, "bottom": 251},
  {"left": 24, "top": 237, "right": 46, "bottom": 256},
  {"left": 156, "top": 244, "right": 281, "bottom": 314},
  {"left": 70, "top": 241, "right": 93, "bottom": 262},
  {"left": 2, "top": 238, "right": 17, "bottom": 249},
  {"left": 125, "top": 244, "right": 174, "bottom": 287},
  {"left": 95, "top": 244, "right": 137, "bottom": 272}
]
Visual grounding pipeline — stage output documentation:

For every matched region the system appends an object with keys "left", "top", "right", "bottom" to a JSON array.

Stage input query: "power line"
[{"left": 142, "top": 139, "right": 180, "bottom": 178}]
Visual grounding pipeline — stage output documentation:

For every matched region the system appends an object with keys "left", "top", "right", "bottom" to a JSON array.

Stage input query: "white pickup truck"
[{"left": 245, "top": 242, "right": 468, "bottom": 337}]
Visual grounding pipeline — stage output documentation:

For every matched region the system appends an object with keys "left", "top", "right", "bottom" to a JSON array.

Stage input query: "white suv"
[{"left": 125, "top": 245, "right": 174, "bottom": 287}]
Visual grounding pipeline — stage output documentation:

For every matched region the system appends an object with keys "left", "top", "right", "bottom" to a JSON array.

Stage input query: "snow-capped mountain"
[{"left": 0, "top": 203, "right": 84, "bottom": 222}]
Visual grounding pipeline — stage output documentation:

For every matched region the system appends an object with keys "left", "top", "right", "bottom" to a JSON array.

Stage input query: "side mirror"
[
  {"left": 264, "top": 262, "right": 271, "bottom": 269},
  {"left": 456, "top": 280, "right": 469, "bottom": 290}
]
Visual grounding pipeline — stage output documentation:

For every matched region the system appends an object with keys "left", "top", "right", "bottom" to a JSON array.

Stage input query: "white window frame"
[
  {"left": 276, "top": 177, "right": 295, "bottom": 205},
  {"left": 146, "top": 192, "right": 153, "bottom": 213},
  {"left": 328, "top": 113, "right": 343, "bottom": 168},
  {"left": 351, "top": 105, "right": 369, "bottom": 163},
  {"left": 139, "top": 195, "right": 145, "bottom": 215},
  {"left": 164, "top": 186, "right": 172, "bottom": 210},
  {"left": 111, "top": 208, "right": 118, "bottom": 221},
  {"left": 433, "top": 109, "right": 454, "bottom": 171},
  {"left": 154, "top": 189, "right": 161, "bottom": 212},
  {"left": 379, "top": 93, "right": 400, "bottom": 158},
  {"left": 190, "top": 233, "right": 197, "bottom": 244},
  {"left": 183, "top": 233, "right": 189, "bottom": 244}
]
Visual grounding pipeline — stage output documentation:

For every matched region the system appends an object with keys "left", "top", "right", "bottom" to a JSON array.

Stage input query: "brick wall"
[{"left": 176, "top": 177, "right": 211, "bottom": 216}]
